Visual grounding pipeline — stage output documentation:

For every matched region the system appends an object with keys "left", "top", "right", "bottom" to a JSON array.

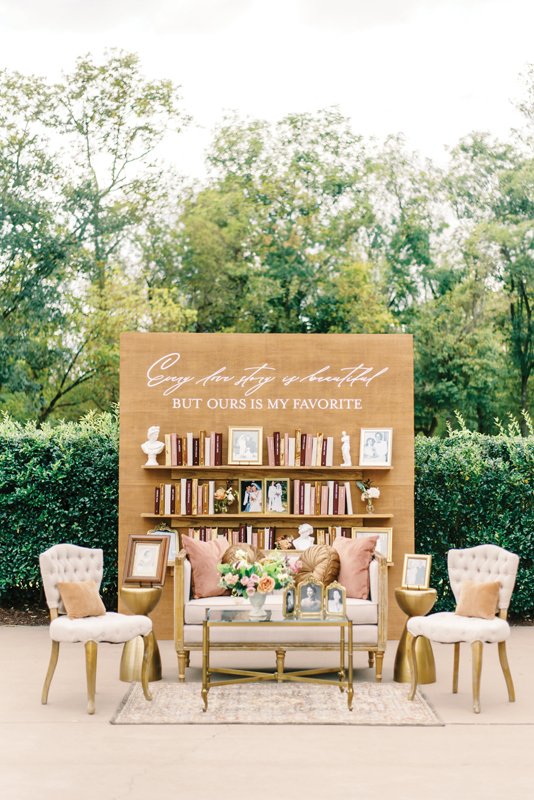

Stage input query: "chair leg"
[
  {"left": 498, "top": 641, "right": 515, "bottom": 703},
  {"left": 368, "top": 651, "right": 375, "bottom": 668},
  {"left": 453, "top": 642, "right": 460, "bottom": 694},
  {"left": 141, "top": 632, "right": 154, "bottom": 701},
  {"left": 471, "top": 641, "right": 483, "bottom": 714},
  {"left": 375, "top": 652, "right": 384, "bottom": 683},
  {"left": 41, "top": 640, "right": 60, "bottom": 705},
  {"left": 185, "top": 651, "right": 191, "bottom": 667},
  {"left": 178, "top": 650, "right": 188, "bottom": 682},
  {"left": 407, "top": 632, "right": 419, "bottom": 700},
  {"left": 85, "top": 641, "right": 98, "bottom": 715}
]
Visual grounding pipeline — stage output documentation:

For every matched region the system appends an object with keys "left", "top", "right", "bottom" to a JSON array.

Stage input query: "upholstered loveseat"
[{"left": 173, "top": 548, "right": 388, "bottom": 681}]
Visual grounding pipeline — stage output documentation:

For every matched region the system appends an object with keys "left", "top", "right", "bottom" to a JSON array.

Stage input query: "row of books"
[
  {"left": 164, "top": 432, "right": 223, "bottom": 467},
  {"left": 315, "top": 526, "right": 363, "bottom": 545},
  {"left": 266, "top": 431, "right": 334, "bottom": 467},
  {"left": 292, "top": 479, "right": 354, "bottom": 515},
  {"left": 182, "top": 526, "right": 276, "bottom": 550},
  {"left": 155, "top": 480, "right": 217, "bottom": 515}
]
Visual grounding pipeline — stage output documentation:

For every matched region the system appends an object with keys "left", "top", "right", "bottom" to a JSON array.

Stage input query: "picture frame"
[
  {"left": 239, "top": 479, "right": 264, "bottom": 513},
  {"left": 358, "top": 427, "right": 393, "bottom": 467},
  {"left": 146, "top": 526, "right": 177, "bottom": 562},
  {"left": 401, "top": 554, "right": 432, "bottom": 590},
  {"left": 123, "top": 534, "right": 170, "bottom": 586},
  {"left": 228, "top": 426, "right": 263, "bottom": 465},
  {"left": 354, "top": 527, "right": 393, "bottom": 563},
  {"left": 282, "top": 585, "right": 296, "bottom": 617},
  {"left": 325, "top": 581, "right": 346, "bottom": 617},
  {"left": 296, "top": 579, "right": 324, "bottom": 617},
  {"left": 265, "top": 478, "right": 290, "bottom": 514}
]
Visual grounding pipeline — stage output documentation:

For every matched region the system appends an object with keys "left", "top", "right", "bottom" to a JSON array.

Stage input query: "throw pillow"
[
  {"left": 221, "top": 543, "right": 261, "bottom": 565},
  {"left": 182, "top": 536, "right": 229, "bottom": 599},
  {"left": 57, "top": 580, "right": 106, "bottom": 619},
  {"left": 455, "top": 580, "right": 500, "bottom": 619},
  {"left": 295, "top": 545, "right": 340, "bottom": 587},
  {"left": 332, "top": 536, "right": 378, "bottom": 599}
]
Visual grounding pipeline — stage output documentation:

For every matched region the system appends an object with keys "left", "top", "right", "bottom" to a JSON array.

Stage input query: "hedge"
[{"left": 0, "top": 413, "right": 532, "bottom": 619}]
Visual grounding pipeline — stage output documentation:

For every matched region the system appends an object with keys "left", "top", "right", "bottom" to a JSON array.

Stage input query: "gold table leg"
[
  {"left": 347, "top": 623, "right": 354, "bottom": 711},
  {"left": 119, "top": 587, "right": 163, "bottom": 682},
  {"left": 201, "top": 619, "right": 209, "bottom": 712},
  {"left": 394, "top": 588, "right": 437, "bottom": 684}
]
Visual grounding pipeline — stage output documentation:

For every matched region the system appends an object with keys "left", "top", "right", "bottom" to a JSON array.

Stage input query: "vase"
[
  {"left": 366, "top": 499, "right": 374, "bottom": 513},
  {"left": 248, "top": 591, "right": 268, "bottom": 620}
]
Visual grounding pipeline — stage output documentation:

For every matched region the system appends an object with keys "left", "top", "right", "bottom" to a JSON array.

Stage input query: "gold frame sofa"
[{"left": 173, "top": 550, "right": 388, "bottom": 681}]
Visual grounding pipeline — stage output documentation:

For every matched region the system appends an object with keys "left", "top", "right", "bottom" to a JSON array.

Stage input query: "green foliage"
[
  {"left": 0, "top": 412, "right": 119, "bottom": 607},
  {"left": 415, "top": 429, "right": 533, "bottom": 619}
]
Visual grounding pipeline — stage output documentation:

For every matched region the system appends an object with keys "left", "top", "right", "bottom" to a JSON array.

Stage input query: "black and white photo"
[{"left": 358, "top": 428, "right": 393, "bottom": 467}]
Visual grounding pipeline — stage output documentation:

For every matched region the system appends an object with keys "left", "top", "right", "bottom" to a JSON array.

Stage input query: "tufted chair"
[
  {"left": 40, "top": 543, "right": 155, "bottom": 714},
  {"left": 406, "top": 544, "right": 519, "bottom": 713}
]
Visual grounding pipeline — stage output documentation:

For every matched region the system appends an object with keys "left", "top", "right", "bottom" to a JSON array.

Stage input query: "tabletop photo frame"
[
  {"left": 123, "top": 534, "right": 170, "bottom": 586},
  {"left": 358, "top": 427, "right": 393, "bottom": 467},
  {"left": 228, "top": 426, "right": 263, "bottom": 465},
  {"left": 401, "top": 553, "right": 432, "bottom": 589}
]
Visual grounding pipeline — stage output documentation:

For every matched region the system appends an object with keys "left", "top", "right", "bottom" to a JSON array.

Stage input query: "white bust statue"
[
  {"left": 341, "top": 430, "right": 351, "bottom": 467},
  {"left": 293, "top": 523, "right": 314, "bottom": 551},
  {"left": 141, "top": 425, "right": 164, "bottom": 466}
]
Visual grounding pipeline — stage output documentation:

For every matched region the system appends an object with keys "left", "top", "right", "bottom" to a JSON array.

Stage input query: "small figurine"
[
  {"left": 341, "top": 430, "right": 352, "bottom": 467},
  {"left": 293, "top": 523, "right": 315, "bottom": 551},
  {"left": 141, "top": 425, "right": 165, "bottom": 466}
]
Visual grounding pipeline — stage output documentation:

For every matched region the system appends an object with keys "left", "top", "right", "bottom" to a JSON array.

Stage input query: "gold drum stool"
[
  {"left": 394, "top": 587, "right": 437, "bottom": 684},
  {"left": 120, "top": 586, "right": 162, "bottom": 682}
]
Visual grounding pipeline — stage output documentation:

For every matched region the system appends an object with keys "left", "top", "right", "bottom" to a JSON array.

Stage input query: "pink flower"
[
  {"left": 240, "top": 576, "right": 249, "bottom": 586},
  {"left": 246, "top": 586, "right": 256, "bottom": 596},
  {"left": 250, "top": 573, "right": 260, "bottom": 584},
  {"left": 225, "top": 574, "right": 238, "bottom": 586}
]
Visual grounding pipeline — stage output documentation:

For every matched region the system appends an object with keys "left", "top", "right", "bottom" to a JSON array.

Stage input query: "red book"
[
  {"left": 185, "top": 479, "right": 192, "bottom": 515},
  {"left": 176, "top": 436, "right": 183, "bottom": 466},
  {"left": 170, "top": 483, "right": 176, "bottom": 514},
  {"left": 215, "top": 433, "right": 222, "bottom": 466},
  {"left": 154, "top": 486, "right": 161, "bottom": 515},
  {"left": 333, "top": 482, "right": 339, "bottom": 515},
  {"left": 300, "top": 433, "right": 307, "bottom": 466},
  {"left": 192, "top": 437, "right": 199, "bottom": 466},
  {"left": 321, "top": 437, "right": 328, "bottom": 467},
  {"left": 273, "top": 432, "right": 281, "bottom": 466},
  {"left": 299, "top": 482, "right": 305, "bottom": 515}
]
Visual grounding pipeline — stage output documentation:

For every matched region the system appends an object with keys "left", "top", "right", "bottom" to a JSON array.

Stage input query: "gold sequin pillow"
[{"left": 295, "top": 545, "right": 340, "bottom": 586}]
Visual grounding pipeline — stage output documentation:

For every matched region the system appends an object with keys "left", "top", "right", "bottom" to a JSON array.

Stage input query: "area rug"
[{"left": 111, "top": 681, "right": 443, "bottom": 726}]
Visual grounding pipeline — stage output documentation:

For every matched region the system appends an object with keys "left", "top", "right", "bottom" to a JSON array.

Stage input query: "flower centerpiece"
[
  {"left": 356, "top": 479, "right": 380, "bottom": 513},
  {"left": 217, "top": 550, "right": 296, "bottom": 618},
  {"left": 214, "top": 482, "right": 237, "bottom": 514}
]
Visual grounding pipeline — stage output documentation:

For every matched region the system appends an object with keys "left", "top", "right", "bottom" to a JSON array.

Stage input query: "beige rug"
[{"left": 111, "top": 681, "right": 443, "bottom": 726}]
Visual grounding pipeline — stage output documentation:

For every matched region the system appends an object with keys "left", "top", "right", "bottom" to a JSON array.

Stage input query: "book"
[
  {"left": 185, "top": 479, "right": 192, "bottom": 515},
  {"left": 214, "top": 433, "right": 222, "bottom": 466},
  {"left": 192, "top": 437, "right": 199, "bottom": 466},
  {"left": 344, "top": 481, "right": 353, "bottom": 514},
  {"left": 316, "top": 433, "right": 323, "bottom": 466},
  {"left": 327, "top": 480, "right": 334, "bottom": 515},
  {"left": 295, "top": 429, "right": 301, "bottom": 466},
  {"left": 204, "top": 434, "right": 211, "bottom": 467},
  {"left": 288, "top": 437, "right": 296, "bottom": 467},
  {"left": 321, "top": 437, "right": 328, "bottom": 467},
  {"left": 176, "top": 435, "right": 183, "bottom": 466},
  {"left": 199, "top": 431, "right": 205, "bottom": 466},
  {"left": 180, "top": 478, "right": 187, "bottom": 515},
  {"left": 333, "top": 481, "right": 339, "bottom": 515},
  {"left": 338, "top": 484, "right": 345, "bottom": 515},
  {"left": 300, "top": 433, "right": 307, "bottom": 466},
  {"left": 170, "top": 433, "right": 178, "bottom": 467},
  {"left": 154, "top": 485, "right": 161, "bottom": 515},
  {"left": 326, "top": 436, "right": 334, "bottom": 467},
  {"left": 305, "top": 435, "right": 313, "bottom": 468},
  {"left": 164, "top": 434, "right": 172, "bottom": 466},
  {"left": 273, "top": 432, "right": 281, "bottom": 466},
  {"left": 170, "top": 483, "right": 176, "bottom": 515},
  {"left": 267, "top": 436, "right": 275, "bottom": 466},
  {"left": 186, "top": 432, "right": 193, "bottom": 466},
  {"left": 293, "top": 479, "right": 300, "bottom": 514}
]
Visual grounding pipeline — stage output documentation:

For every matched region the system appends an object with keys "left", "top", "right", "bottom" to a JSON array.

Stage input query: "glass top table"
[{"left": 201, "top": 607, "right": 354, "bottom": 711}]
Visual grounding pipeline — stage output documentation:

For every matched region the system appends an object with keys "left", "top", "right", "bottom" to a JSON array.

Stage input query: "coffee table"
[{"left": 201, "top": 608, "right": 353, "bottom": 711}]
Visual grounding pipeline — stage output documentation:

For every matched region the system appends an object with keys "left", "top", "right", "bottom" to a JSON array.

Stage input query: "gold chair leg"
[
  {"left": 141, "top": 632, "right": 154, "bottom": 701},
  {"left": 178, "top": 649, "right": 187, "bottom": 682},
  {"left": 407, "top": 632, "right": 419, "bottom": 700},
  {"left": 453, "top": 642, "right": 460, "bottom": 694},
  {"left": 368, "top": 651, "right": 375, "bottom": 668},
  {"left": 498, "top": 641, "right": 515, "bottom": 703},
  {"left": 471, "top": 641, "right": 483, "bottom": 714},
  {"left": 41, "top": 640, "right": 60, "bottom": 705},
  {"left": 185, "top": 651, "right": 191, "bottom": 667},
  {"left": 375, "top": 651, "right": 384, "bottom": 683},
  {"left": 85, "top": 641, "right": 97, "bottom": 715}
]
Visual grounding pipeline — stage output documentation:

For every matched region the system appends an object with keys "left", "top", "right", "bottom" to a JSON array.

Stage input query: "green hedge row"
[{"left": 0, "top": 414, "right": 532, "bottom": 619}]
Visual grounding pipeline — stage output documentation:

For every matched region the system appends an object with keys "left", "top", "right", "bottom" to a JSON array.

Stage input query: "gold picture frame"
[
  {"left": 324, "top": 581, "right": 346, "bottom": 617},
  {"left": 228, "top": 426, "right": 263, "bottom": 465},
  {"left": 296, "top": 580, "right": 324, "bottom": 617},
  {"left": 354, "top": 527, "right": 393, "bottom": 563},
  {"left": 123, "top": 534, "right": 170, "bottom": 586},
  {"left": 239, "top": 479, "right": 264, "bottom": 513},
  {"left": 282, "top": 585, "right": 296, "bottom": 617},
  {"left": 265, "top": 477, "right": 290, "bottom": 513},
  {"left": 401, "top": 554, "right": 432, "bottom": 589}
]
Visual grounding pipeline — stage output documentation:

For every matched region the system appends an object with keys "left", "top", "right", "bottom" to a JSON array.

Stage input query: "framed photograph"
[
  {"left": 296, "top": 580, "right": 324, "bottom": 617},
  {"left": 239, "top": 479, "right": 264, "bottom": 513},
  {"left": 354, "top": 527, "right": 393, "bottom": 563},
  {"left": 358, "top": 427, "right": 393, "bottom": 467},
  {"left": 282, "top": 585, "right": 296, "bottom": 617},
  {"left": 147, "top": 527, "right": 177, "bottom": 562},
  {"left": 265, "top": 478, "right": 289, "bottom": 513},
  {"left": 123, "top": 534, "right": 170, "bottom": 586},
  {"left": 401, "top": 554, "right": 432, "bottom": 589},
  {"left": 325, "top": 581, "right": 346, "bottom": 617},
  {"left": 228, "top": 426, "right": 263, "bottom": 465}
]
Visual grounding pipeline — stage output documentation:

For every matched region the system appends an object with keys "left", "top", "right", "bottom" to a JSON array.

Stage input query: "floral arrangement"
[
  {"left": 214, "top": 482, "right": 238, "bottom": 513},
  {"left": 356, "top": 479, "right": 380, "bottom": 512},
  {"left": 217, "top": 550, "right": 296, "bottom": 598}
]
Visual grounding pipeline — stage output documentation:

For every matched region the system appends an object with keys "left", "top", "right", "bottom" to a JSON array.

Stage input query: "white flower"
[{"left": 368, "top": 487, "right": 380, "bottom": 498}]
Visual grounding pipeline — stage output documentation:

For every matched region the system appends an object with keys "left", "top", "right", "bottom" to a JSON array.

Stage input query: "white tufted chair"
[
  {"left": 406, "top": 544, "right": 519, "bottom": 713},
  {"left": 40, "top": 543, "right": 155, "bottom": 714}
]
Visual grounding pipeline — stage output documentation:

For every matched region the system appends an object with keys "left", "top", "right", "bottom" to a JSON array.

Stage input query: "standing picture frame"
[
  {"left": 282, "top": 585, "right": 296, "bottom": 617},
  {"left": 239, "top": 479, "right": 264, "bottom": 513},
  {"left": 228, "top": 426, "right": 263, "bottom": 465},
  {"left": 146, "top": 527, "right": 177, "bottom": 562},
  {"left": 358, "top": 428, "right": 393, "bottom": 467},
  {"left": 265, "top": 478, "right": 290, "bottom": 513},
  {"left": 401, "top": 554, "right": 432, "bottom": 589},
  {"left": 325, "top": 581, "right": 346, "bottom": 617},
  {"left": 296, "top": 580, "right": 324, "bottom": 617},
  {"left": 354, "top": 527, "right": 393, "bottom": 563},
  {"left": 123, "top": 534, "right": 170, "bottom": 586}
]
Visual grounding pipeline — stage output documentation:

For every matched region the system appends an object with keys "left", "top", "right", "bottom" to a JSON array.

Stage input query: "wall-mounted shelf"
[{"left": 141, "top": 512, "right": 393, "bottom": 522}]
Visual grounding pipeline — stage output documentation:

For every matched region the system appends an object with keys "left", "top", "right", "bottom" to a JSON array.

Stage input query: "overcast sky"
[{"left": 0, "top": 0, "right": 532, "bottom": 176}]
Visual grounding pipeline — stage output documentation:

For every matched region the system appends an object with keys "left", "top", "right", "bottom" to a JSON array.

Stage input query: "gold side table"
[
  {"left": 394, "top": 587, "right": 437, "bottom": 684},
  {"left": 119, "top": 586, "right": 163, "bottom": 682}
]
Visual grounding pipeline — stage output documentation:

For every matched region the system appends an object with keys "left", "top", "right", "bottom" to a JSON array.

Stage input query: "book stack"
[
  {"left": 266, "top": 430, "right": 334, "bottom": 467},
  {"left": 291, "top": 479, "right": 354, "bottom": 515},
  {"left": 154, "top": 479, "right": 218, "bottom": 515},
  {"left": 163, "top": 431, "right": 223, "bottom": 467}
]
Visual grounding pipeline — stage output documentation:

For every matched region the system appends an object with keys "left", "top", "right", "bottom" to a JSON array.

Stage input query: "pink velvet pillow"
[
  {"left": 182, "top": 536, "right": 229, "bottom": 599},
  {"left": 332, "top": 536, "right": 378, "bottom": 599}
]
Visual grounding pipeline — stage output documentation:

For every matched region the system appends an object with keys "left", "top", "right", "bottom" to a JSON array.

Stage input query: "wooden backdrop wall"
[{"left": 119, "top": 332, "right": 414, "bottom": 639}]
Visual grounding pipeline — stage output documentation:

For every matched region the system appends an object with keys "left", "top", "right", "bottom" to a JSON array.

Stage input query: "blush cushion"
[
  {"left": 57, "top": 580, "right": 106, "bottom": 619},
  {"left": 455, "top": 580, "right": 500, "bottom": 619},
  {"left": 332, "top": 536, "right": 378, "bottom": 599},
  {"left": 295, "top": 545, "right": 340, "bottom": 587},
  {"left": 182, "top": 536, "right": 229, "bottom": 599}
]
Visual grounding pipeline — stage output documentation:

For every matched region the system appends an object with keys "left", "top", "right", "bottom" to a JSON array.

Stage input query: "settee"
[{"left": 173, "top": 549, "right": 388, "bottom": 681}]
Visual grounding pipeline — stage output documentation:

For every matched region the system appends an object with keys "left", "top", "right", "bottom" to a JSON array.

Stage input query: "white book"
[
  {"left": 186, "top": 432, "right": 193, "bottom": 466},
  {"left": 208, "top": 480, "right": 215, "bottom": 515},
  {"left": 164, "top": 483, "right": 172, "bottom": 515},
  {"left": 334, "top": 526, "right": 342, "bottom": 539},
  {"left": 304, "top": 483, "right": 311, "bottom": 515},
  {"left": 327, "top": 480, "right": 335, "bottom": 515},
  {"left": 247, "top": 525, "right": 253, "bottom": 545},
  {"left": 204, "top": 435, "right": 211, "bottom": 467},
  {"left": 311, "top": 436, "right": 317, "bottom": 467},
  {"left": 180, "top": 478, "right": 187, "bottom": 515},
  {"left": 344, "top": 481, "right": 353, "bottom": 515},
  {"left": 288, "top": 437, "right": 296, "bottom": 467},
  {"left": 326, "top": 436, "right": 334, "bottom": 467}
]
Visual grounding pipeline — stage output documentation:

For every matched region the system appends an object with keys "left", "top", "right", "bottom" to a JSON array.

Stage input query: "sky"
[{"left": 0, "top": 0, "right": 532, "bottom": 177}]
